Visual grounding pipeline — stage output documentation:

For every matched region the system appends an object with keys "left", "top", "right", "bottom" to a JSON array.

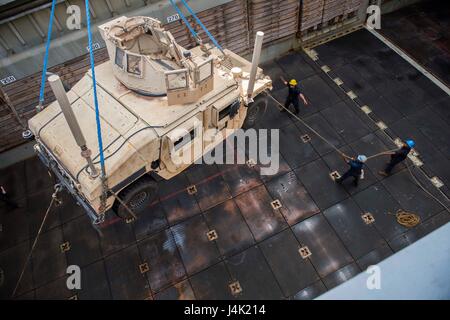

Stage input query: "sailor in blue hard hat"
[
  {"left": 379, "top": 139, "right": 415, "bottom": 176},
  {"left": 335, "top": 154, "right": 367, "bottom": 187}
]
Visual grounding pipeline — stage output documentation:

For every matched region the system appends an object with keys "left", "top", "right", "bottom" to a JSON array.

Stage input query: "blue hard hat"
[
  {"left": 405, "top": 139, "right": 415, "bottom": 148},
  {"left": 357, "top": 155, "right": 367, "bottom": 163}
]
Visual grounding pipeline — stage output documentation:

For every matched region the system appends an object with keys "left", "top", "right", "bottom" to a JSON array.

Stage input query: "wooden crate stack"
[
  {"left": 165, "top": 0, "right": 250, "bottom": 55},
  {"left": 195, "top": 0, "right": 250, "bottom": 55},
  {"left": 164, "top": 19, "right": 198, "bottom": 49},
  {"left": 248, "top": 0, "right": 300, "bottom": 46},
  {"left": 0, "top": 49, "right": 109, "bottom": 153},
  {"left": 322, "top": 0, "right": 345, "bottom": 24},
  {"left": 301, "top": 0, "right": 325, "bottom": 31},
  {"left": 344, "top": 0, "right": 363, "bottom": 14}
]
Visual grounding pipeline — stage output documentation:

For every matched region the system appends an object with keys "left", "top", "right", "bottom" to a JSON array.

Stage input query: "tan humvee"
[{"left": 28, "top": 16, "right": 272, "bottom": 222}]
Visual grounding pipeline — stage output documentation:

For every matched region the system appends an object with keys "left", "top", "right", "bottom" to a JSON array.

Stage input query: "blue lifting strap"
[
  {"left": 85, "top": 0, "right": 106, "bottom": 177},
  {"left": 179, "top": 0, "right": 224, "bottom": 54},
  {"left": 38, "top": 0, "right": 57, "bottom": 109},
  {"left": 168, "top": 0, "right": 201, "bottom": 44}
]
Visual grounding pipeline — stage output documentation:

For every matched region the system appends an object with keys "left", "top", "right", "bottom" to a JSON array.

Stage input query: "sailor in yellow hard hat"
[{"left": 280, "top": 77, "right": 308, "bottom": 114}]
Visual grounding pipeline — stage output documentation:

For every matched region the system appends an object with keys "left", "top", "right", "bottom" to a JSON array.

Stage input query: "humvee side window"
[
  {"left": 174, "top": 128, "right": 195, "bottom": 151},
  {"left": 219, "top": 105, "right": 231, "bottom": 121},
  {"left": 219, "top": 100, "right": 240, "bottom": 120},
  {"left": 127, "top": 54, "right": 142, "bottom": 76},
  {"left": 115, "top": 48, "right": 124, "bottom": 69}
]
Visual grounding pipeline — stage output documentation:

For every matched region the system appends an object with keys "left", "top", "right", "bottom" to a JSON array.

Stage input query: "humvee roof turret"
[{"left": 28, "top": 16, "right": 272, "bottom": 222}]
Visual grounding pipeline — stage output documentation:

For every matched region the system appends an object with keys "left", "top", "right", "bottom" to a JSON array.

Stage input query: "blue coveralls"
[
  {"left": 283, "top": 84, "right": 302, "bottom": 114},
  {"left": 384, "top": 146, "right": 411, "bottom": 174},
  {"left": 336, "top": 159, "right": 364, "bottom": 186}
]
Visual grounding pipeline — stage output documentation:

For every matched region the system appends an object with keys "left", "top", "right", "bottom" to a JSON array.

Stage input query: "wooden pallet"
[
  {"left": 301, "top": 0, "right": 325, "bottom": 31},
  {"left": 248, "top": 0, "right": 299, "bottom": 46},
  {"left": 322, "top": 0, "right": 345, "bottom": 23},
  {"left": 301, "top": 18, "right": 363, "bottom": 49}
]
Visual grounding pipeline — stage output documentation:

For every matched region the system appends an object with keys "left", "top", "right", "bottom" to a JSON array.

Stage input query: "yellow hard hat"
[{"left": 289, "top": 79, "right": 297, "bottom": 85}]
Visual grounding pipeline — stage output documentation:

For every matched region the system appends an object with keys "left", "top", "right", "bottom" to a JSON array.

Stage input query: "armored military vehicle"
[{"left": 28, "top": 16, "right": 272, "bottom": 223}]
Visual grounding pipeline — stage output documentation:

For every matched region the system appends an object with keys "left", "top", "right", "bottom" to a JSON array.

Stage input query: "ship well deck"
[{"left": 1, "top": 26, "right": 449, "bottom": 299}]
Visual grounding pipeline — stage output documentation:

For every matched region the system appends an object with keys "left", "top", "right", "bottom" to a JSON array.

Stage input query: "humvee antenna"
[
  {"left": 168, "top": 0, "right": 202, "bottom": 45},
  {"left": 247, "top": 31, "right": 264, "bottom": 101},
  {"left": 47, "top": 74, "right": 99, "bottom": 178}
]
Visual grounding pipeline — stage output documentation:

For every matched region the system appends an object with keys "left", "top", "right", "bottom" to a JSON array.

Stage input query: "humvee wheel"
[
  {"left": 113, "top": 176, "right": 158, "bottom": 220},
  {"left": 242, "top": 96, "right": 268, "bottom": 129}
]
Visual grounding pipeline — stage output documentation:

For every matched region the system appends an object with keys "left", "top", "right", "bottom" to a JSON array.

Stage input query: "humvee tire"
[
  {"left": 113, "top": 175, "right": 158, "bottom": 219},
  {"left": 242, "top": 96, "right": 268, "bottom": 129}
]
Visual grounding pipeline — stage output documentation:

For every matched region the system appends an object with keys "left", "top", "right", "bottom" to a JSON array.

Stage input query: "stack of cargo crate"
[
  {"left": 0, "top": 49, "right": 110, "bottom": 152},
  {"left": 197, "top": 0, "right": 251, "bottom": 55},
  {"left": 248, "top": 0, "right": 300, "bottom": 46},
  {"left": 322, "top": 0, "right": 345, "bottom": 25},
  {"left": 300, "top": 0, "right": 325, "bottom": 31},
  {"left": 165, "top": 0, "right": 251, "bottom": 55},
  {"left": 344, "top": 0, "right": 363, "bottom": 15}
]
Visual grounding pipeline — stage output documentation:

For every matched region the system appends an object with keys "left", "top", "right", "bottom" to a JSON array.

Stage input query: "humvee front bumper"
[{"left": 33, "top": 142, "right": 103, "bottom": 224}]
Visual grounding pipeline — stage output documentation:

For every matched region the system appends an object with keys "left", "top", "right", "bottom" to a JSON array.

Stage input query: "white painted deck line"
[
  {"left": 316, "top": 222, "right": 450, "bottom": 300},
  {"left": 365, "top": 26, "right": 450, "bottom": 96}
]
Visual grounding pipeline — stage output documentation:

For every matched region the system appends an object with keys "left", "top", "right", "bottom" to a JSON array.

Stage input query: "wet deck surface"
[
  {"left": 1, "top": 28, "right": 450, "bottom": 300},
  {"left": 381, "top": 0, "right": 450, "bottom": 86}
]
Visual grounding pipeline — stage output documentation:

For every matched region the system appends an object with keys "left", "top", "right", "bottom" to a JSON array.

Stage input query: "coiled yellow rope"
[{"left": 387, "top": 209, "right": 421, "bottom": 228}]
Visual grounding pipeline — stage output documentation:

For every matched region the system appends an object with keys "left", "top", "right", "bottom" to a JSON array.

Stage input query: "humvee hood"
[{"left": 28, "top": 73, "right": 157, "bottom": 199}]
